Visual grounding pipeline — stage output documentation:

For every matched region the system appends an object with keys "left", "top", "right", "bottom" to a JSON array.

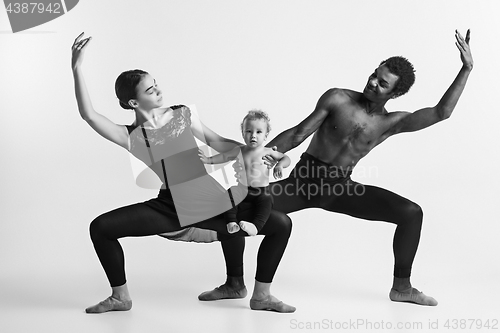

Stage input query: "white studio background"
[{"left": 1, "top": 1, "right": 499, "bottom": 332}]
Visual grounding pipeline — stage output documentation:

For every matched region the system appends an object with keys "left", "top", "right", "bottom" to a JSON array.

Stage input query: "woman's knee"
[{"left": 89, "top": 214, "right": 109, "bottom": 240}]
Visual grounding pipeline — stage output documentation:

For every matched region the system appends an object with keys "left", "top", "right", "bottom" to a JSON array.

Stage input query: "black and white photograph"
[{"left": 1, "top": 1, "right": 499, "bottom": 332}]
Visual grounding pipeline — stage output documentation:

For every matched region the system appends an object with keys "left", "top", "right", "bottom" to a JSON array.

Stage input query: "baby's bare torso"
[{"left": 239, "top": 146, "right": 272, "bottom": 187}]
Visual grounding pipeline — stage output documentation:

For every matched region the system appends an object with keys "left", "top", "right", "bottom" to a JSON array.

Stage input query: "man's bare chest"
[{"left": 326, "top": 109, "right": 389, "bottom": 146}]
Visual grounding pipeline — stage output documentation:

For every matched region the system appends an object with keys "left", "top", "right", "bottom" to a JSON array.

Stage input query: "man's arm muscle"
[{"left": 266, "top": 88, "right": 340, "bottom": 153}]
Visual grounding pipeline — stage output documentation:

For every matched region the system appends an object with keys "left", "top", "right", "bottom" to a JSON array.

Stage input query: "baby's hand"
[
  {"left": 273, "top": 165, "right": 283, "bottom": 179},
  {"left": 198, "top": 149, "right": 210, "bottom": 164}
]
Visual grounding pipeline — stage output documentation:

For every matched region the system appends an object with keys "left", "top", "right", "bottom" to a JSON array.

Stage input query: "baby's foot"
[
  {"left": 227, "top": 222, "right": 240, "bottom": 234},
  {"left": 239, "top": 221, "right": 258, "bottom": 236}
]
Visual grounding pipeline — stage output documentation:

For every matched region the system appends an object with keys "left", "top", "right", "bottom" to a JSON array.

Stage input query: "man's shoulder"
[
  {"left": 383, "top": 110, "right": 410, "bottom": 122},
  {"left": 318, "top": 89, "right": 361, "bottom": 113},
  {"left": 323, "top": 88, "right": 360, "bottom": 102}
]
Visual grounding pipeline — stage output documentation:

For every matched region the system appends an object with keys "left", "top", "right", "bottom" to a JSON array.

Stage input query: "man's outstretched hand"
[
  {"left": 262, "top": 146, "right": 279, "bottom": 169},
  {"left": 455, "top": 29, "right": 473, "bottom": 70}
]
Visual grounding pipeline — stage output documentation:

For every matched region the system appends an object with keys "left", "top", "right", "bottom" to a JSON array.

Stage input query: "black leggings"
[
  {"left": 221, "top": 153, "right": 423, "bottom": 278},
  {"left": 90, "top": 189, "right": 291, "bottom": 287}
]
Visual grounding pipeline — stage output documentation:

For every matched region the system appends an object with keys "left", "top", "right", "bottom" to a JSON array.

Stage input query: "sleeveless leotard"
[{"left": 127, "top": 105, "right": 238, "bottom": 227}]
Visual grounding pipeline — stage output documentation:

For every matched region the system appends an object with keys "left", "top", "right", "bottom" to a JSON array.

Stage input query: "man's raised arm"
[{"left": 385, "top": 29, "right": 473, "bottom": 136}]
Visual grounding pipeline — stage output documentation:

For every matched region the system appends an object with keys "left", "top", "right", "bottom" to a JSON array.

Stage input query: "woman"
[{"left": 71, "top": 33, "right": 295, "bottom": 314}]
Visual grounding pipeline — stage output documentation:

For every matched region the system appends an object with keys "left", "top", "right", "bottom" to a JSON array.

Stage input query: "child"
[{"left": 198, "top": 110, "right": 290, "bottom": 236}]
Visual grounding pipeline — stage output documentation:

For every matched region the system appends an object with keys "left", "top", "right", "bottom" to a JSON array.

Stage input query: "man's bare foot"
[
  {"left": 239, "top": 221, "right": 258, "bottom": 236},
  {"left": 198, "top": 283, "right": 248, "bottom": 301},
  {"left": 250, "top": 294, "right": 296, "bottom": 313},
  {"left": 389, "top": 287, "right": 438, "bottom": 306},
  {"left": 85, "top": 296, "right": 132, "bottom": 314},
  {"left": 227, "top": 222, "right": 240, "bottom": 234}
]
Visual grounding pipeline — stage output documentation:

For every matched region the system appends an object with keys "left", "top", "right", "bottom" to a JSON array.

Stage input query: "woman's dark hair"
[
  {"left": 115, "top": 69, "right": 149, "bottom": 110},
  {"left": 380, "top": 56, "right": 415, "bottom": 98}
]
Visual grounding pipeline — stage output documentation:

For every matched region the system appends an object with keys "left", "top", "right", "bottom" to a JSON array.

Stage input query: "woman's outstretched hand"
[
  {"left": 72, "top": 32, "right": 92, "bottom": 70},
  {"left": 198, "top": 149, "right": 210, "bottom": 164}
]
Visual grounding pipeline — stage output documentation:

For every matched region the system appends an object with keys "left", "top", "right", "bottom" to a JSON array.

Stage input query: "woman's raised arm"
[{"left": 72, "top": 33, "right": 129, "bottom": 149}]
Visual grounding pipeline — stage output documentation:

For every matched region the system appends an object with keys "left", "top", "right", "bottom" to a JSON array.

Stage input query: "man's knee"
[
  {"left": 274, "top": 213, "right": 292, "bottom": 237},
  {"left": 286, "top": 215, "right": 292, "bottom": 237},
  {"left": 405, "top": 201, "right": 423, "bottom": 225},
  {"left": 283, "top": 215, "right": 293, "bottom": 237}
]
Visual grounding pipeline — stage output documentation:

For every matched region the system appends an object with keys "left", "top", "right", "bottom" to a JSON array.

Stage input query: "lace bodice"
[{"left": 127, "top": 105, "right": 207, "bottom": 187}]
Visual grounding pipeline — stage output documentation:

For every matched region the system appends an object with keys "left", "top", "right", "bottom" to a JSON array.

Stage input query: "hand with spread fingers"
[
  {"left": 455, "top": 29, "right": 473, "bottom": 70},
  {"left": 72, "top": 32, "right": 92, "bottom": 70}
]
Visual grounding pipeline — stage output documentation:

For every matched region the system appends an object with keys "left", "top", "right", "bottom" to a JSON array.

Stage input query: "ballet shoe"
[
  {"left": 85, "top": 296, "right": 132, "bottom": 314},
  {"left": 198, "top": 284, "right": 248, "bottom": 301},
  {"left": 389, "top": 287, "right": 438, "bottom": 306},
  {"left": 250, "top": 295, "right": 296, "bottom": 313}
]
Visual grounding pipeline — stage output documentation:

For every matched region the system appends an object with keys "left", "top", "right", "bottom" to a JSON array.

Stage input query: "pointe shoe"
[
  {"left": 389, "top": 287, "right": 438, "bottom": 306},
  {"left": 250, "top": 296, "right": 296, "bottom": 313},
  {"left": 198, "top": 285, "right": 248, "bottom": 301},
  {"left": 85, "top": 296, "right": 132, "bottom": 314}
]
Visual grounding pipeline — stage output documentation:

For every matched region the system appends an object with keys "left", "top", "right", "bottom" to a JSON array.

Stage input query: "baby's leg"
[
  {"left": 225, "top": 187, "right": 239, "bottom": 233},
  {"left": 240, "top": 187, "right": 272, "bottom": 236}
]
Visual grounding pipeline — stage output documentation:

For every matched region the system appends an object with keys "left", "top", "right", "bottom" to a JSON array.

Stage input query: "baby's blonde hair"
[{"left": 240, "top": 109, "right": 271, "bottom": 133}]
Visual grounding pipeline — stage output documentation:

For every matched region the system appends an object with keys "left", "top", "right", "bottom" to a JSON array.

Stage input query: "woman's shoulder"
[
  {"left": 170, "top": 104, "right": 187, "bottom": 111},
  {"left": 171, "top": 104, "right": 190, "bottom": 114},
  {"left": 169, "top": 104, "right": 191, "bottom": 123},
  {"left": 127, "top": 105, "right": 192, "bottom": 138}
]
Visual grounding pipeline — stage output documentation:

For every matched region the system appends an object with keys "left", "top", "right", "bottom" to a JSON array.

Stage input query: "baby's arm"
[
  {"left": 265, "top": 149, "right": 291, "bottom": 179},
  {"left": 198, "top": 146, "right": 241, "bottom": 164}
]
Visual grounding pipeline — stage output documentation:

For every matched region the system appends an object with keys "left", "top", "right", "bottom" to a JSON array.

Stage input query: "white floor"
[{"left": 1, "top": 213, "right": 498, "bottom": 333}]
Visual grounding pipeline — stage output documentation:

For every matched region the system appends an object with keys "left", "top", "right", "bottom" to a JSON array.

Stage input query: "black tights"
[
  {"left": 90, "top": 190, "right": 291, "bottom": 287},
  {"left": 221, "top": 154, "right": 423, "bottom": 279}
]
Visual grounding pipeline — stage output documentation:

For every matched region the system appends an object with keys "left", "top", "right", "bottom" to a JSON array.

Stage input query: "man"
[{"left": 199, "top": 29, "right": 473, "bottom": 309}]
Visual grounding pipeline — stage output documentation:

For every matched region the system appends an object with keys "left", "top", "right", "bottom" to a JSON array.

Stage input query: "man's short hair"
[{"left": 380, "top": 56, "right": 416, "bottom": 98}]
